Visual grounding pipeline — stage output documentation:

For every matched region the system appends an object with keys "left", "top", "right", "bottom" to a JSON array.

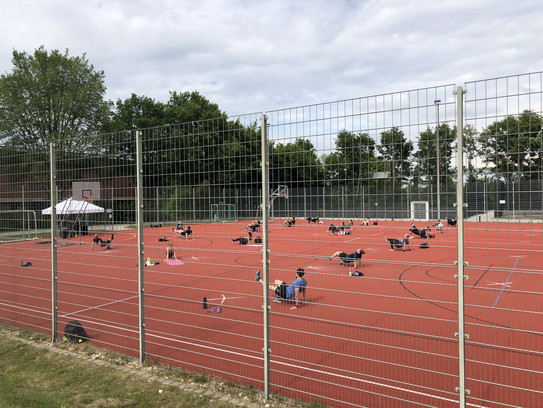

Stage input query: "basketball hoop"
[{"left": 281, "top": 194, "right": 289, "bottom": 199}]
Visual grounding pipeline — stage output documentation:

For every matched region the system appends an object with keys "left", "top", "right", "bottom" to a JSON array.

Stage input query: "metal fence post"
[
  {"left": 50, "top": 142, "right": 58, "bottom": 343},
  {"left": 455, "top": 86, "right": 468, "bottom": 407},
  {"left": 136, "top": 131, "right": 146, "bottom": 363},
  {"left": 261, "top": 114, "right": 271, "bottom": 399}
]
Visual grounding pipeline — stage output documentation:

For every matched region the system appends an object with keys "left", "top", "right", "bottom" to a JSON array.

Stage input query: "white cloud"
[{"left": 1, "top": 0, "right": 541, "bottom": 116}]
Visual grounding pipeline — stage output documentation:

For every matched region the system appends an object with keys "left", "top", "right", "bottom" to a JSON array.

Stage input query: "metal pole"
[
  {"left": 435, "top": 99, "right": 441, "bottom": 221},
  {"left": 260, "top": 114, "right": 271, "bottom": 399},
  {"left": 454, "top": 87, "right": 468, "bottom": 407},
  {"left": 362, "top": 186, "right": 365, "bottom": 218},
  {"left": 136, "top": 131, "right": 146, "bottom": 363},
  {"left": 156, "top": 186, "right": 159, "bottom": 224},
  {"left": 50, "top": 143, "right": 58, "bottom": 343}
]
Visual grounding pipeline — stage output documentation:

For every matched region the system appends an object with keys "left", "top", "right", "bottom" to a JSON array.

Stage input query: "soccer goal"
[
  {"left": 0, "top": 210, "right": 38, "bottom": 242},
  {"left": 410, "top": 201, "right": 429, "bottom": 221},
  {"left": 211, "top": 204, "right": 237, "bottom": 222}
]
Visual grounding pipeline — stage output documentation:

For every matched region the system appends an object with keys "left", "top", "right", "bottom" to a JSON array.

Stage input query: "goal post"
[
  {"left": 0, "top": 210, "right": 38, "bottom": 242},
  {"left": 211, "top": 204, "right": 237, "bottom": 222},
  {"left": 410, "top": 201, "right": 429, "bottom": 221}
]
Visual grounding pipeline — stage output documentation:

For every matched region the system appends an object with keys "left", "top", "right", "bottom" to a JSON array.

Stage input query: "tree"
[
  {"left": 323, "top": 130, "right": 376, "bottom": 192},
  {"left": 377, "top": 127, "right": 413, "bottom": 183},
  {"left": 479, "top": 110, "right": 543, "bottom": 181},
  {"left": 108, "top": 94, "right": 166, "bottom": 131},
  {"left": 269, "top": 138, "right": 323, "bottom": 187},
  {"left": 413, "top": 123, "right": 455, "bottom": 187},
  {"left": 0, "top": 46, "right": 111, "bottom": 150}
]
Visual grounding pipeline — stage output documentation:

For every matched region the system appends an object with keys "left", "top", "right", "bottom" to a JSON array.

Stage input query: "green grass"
[
  {"left": 0, "top": 328, "right": 266, "bottom": 408},
  {"left": 0, "top": 326, "right": 325, "bottom": 408}
]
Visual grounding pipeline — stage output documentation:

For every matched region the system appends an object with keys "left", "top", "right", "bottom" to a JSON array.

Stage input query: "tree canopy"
[
  {"left": 479, "top": 110, "right": 543, "bottom": 181},
  {"left": 0, "top": 46, "right": 111, "bottom": 150}
]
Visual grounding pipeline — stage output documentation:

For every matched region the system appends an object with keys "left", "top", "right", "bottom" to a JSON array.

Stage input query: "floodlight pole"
[{"left": 434, "top": 99, "right": 441, "bottom": 220}]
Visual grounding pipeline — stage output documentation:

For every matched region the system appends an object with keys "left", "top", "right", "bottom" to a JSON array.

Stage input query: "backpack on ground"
[{"left": 64, "top": 320, "right": 89, "bottom": 343}]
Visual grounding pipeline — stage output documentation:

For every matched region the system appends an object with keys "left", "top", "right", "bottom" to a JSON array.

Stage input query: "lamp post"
[{"left": 434, "top": 99, "right": 441, "bottom": 220}]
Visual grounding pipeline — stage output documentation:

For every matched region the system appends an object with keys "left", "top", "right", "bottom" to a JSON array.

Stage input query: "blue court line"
[{"left": 492, "top": 256, "right": 520, "bottom": 308}]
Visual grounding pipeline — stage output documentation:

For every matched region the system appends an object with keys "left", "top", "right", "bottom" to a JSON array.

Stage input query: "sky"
[{"left": 1, "top": 0, "right": 542, "bottom": 117}]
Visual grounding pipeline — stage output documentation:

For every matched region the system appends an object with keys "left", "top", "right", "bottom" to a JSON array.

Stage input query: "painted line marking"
[
  {"left": 0, "top": 304, "right": 489, "bottom": 407},
  {"left": 487, "top": 281, "right": 513, "bottom": 287},
  {"left": 492, "top": 256, "right": 520, "bottom": 308},
  {"left": 472, "top": 266, "right": 490, "bottom": 289},
  {"left": 207, "top": 294, "right": 245, "bottom": 304}
]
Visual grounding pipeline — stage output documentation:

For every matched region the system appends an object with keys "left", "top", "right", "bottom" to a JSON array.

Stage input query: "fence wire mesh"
[{"left": 0, "top": 73, "right": 541, "bottom": 408}]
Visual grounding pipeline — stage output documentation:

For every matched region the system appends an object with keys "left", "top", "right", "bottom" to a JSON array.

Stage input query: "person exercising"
[
  {"left": 165, "top": 241, "right": 178, "bottom": 260},
  {"left": 92, "top": 233, "right": 114, "bottom": 251}
]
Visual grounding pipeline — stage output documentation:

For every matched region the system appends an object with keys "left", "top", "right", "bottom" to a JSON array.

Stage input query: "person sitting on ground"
[
  {"left": 172, "top": 221, "right": 183, "bottom": 232},
  {"left": 179, "top": 225, "right": 192, "bottom": 238},
  {"left": 165, "top": 241, "right": 178, "bottom": 260},
  {"left": 386, "top": 234, "right": 412, "bottom": 252},
  {"left": 447, "top": 217, "right": 458, "bottom": 227},
  {"left": 256, "top": 268, "right": 307, "bottom": 310},
  {"left": 92, "top": 233, "right": 114, "bottom": 251},
  {"left": 434, "top": 220, "right": 444, "bottom": 233},
  {"left": 306, "top": 216, "right": 321, "bottom": 224},
  {"left": 283, "top": 217, "right": 296, "bottom": 227},
  {"left": 231, "top": 231, "right": 253, "bottom": 245},
  {"left": 360, "top": 218, "right": 370, "bottom": 226},
  {"left": 247, "top": 220, "right": 261, "bottom": 232},
  {"left": 326, "top": 248, "right": 365, "bottom": 268}
]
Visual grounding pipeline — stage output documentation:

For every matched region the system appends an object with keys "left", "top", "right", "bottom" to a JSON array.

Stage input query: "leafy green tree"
[
  {"left": 377, "top": 127, "right": 413, "bottom": 182},
  {"left": 478, "top": 110, "right": 543, "bottom": 181},
  {"left": 324, "top": 130, "right": 376, "bottom": 192},
  {"left": 413, "top": 123, "right": 455, "bottom": 187},
  {"left": 0, "top": 46, "right": 111, "bottom": 150},
  {"left": 269, "top": 138, "right": 323, "bottom": 187},
  {"left": 108, "top": 94, "right": 166, "bottom": 131}
]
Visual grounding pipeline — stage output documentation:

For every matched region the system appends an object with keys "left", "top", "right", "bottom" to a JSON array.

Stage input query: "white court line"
[
  {"left": 3, "top": 301, "right": 489, "bottom": 407},
  {"left": 487, "top": 281, "right": 513, "bottom": 287},
  {"left": 145, "top": 331, "right": 488, "bottom": 408}
]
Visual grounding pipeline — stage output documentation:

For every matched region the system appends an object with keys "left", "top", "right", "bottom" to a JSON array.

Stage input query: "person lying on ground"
[
  {"left": 247, "top": 220, "right": 261, "bottom": 232},
  {"left": 341, "top": 220, "right": 353, "bottom": 229},
  {"left": 410, "top": 226, "right": 432, "bottom": 239},
  {"left": 326, "top": 248, "right": 365, "bottom": 268},
  {"left": 306, "top": 216, "right": 322, "bottom": 223},
  {"left": 92, "top": 234, "right": 114, "bottom": 251},
  {"left": 255, "top": 268, "right": 307, "bottom": 310},
  {"left": 231, "top": 231, "right": 253, "bottom": 245}
]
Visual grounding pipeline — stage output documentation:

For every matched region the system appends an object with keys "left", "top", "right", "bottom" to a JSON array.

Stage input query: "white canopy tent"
[
  {"left": 42, "top": 198, "right": 104, "bottom": 215},
  {"left": 42, "top": 198, "right": 105, "bottom": 242}
]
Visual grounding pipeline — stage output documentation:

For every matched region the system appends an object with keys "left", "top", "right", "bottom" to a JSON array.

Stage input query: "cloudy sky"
[{"left": 1, "top": 0, "right": 541, "bottom": 117}]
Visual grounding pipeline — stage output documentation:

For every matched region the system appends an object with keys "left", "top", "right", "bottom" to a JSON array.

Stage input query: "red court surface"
[{"left": 1, "top": 220, "right": 541, "bottom": 408}]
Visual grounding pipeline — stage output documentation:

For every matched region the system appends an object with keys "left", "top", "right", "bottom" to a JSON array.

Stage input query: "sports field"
[{"left": 1, "top": 219, "right": 541, "bottom": 408}]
